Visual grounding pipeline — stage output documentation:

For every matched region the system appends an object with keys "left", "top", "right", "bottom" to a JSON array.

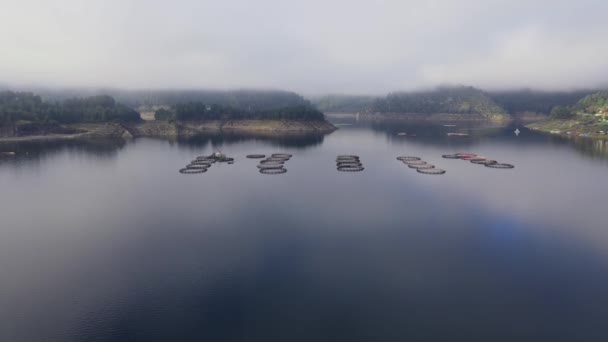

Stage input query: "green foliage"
[
  {"left": 160, "top": 102, "right": 324, "bottom": 122},
  {"left": 312, "top": 95, "right": 376, "bottom": 113},
  {"left": 489, "top": 89, "right": 595, "bottom": 114},
  {"left": 550, "top": 105, "right": 574, "bottom": 119},
  {"left": 573, "top": 91, "right": 608, "bottom": 114},
  {"left": 154, "top": 108, "right": 174, "bottom": 121},
  {"left": 372, "top": 86, "right": 506, "bottom": 118},
  {"left": 0, "top": 91, "right": 140, "bottom": 125}
]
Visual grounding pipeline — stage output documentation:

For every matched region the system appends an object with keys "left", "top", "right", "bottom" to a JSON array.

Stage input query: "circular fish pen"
[
  {"left": 417, "top": 168, "right": 446, "bottom": 175},
  {"left": 408, "top": 164, "right": 435, "bottom": 169},
  {"left": 257, "top": 163, "right": 284, "bottom": 169},
  {"left": 186, "top": 164, "right": 210, "bottom": 170},
  {"left": 485, "top": 163, "right": 515, "bottom": 169},
  {"left": 196, "top": 157, "right": 216, "bottom": 163},
  {"left": 442, "top": 154, "right": 460, "bottom": 159},
  {"left": 259, "top": 168, "right": 287, "bottom": 175},
  {"left": 337, "top": 166, "right": 364, "bottom": 172},
  {"left": 246, "top": 154, "right": 266, "bottom": 159},
  {"left": 336, "top": 155, "right": 364, "bottom": 172},
  {"left": 190, "top": 160, "right": 214, "bottom": 166},
  {"left": 471, "top": 159, "right": 497, "bottom": 165},
  {"left": 403, "top": 160, "right": 426, "bottom": 165},
  {"left": 397, "top": 156, "right": 421, "bottom": 161},
  {"left": 337, "top": 162, "right": 362, "bottom": 167},
  {"left": 179, "top": 168, "right": 207, "bottom": 174}
]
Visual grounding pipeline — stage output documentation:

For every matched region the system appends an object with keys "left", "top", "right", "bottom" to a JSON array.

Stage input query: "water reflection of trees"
[
  {"left": 173, "top": 130, "right": 331, "bottom": 150},
  {"left": 0, "top": 138, "right": 126, "bottom": 167}
]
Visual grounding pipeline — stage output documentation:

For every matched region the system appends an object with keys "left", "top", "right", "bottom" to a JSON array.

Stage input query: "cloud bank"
[{"left": 1, "top": 0, "right": 607, "bottom": 94}]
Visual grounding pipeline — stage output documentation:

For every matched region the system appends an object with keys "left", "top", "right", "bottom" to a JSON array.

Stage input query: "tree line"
[
  {"left": 371, "top": 86, "right": 506, "bottom": 116},
  {"left": 155, "top": 103, "right": 325, "bottom": 121},
  {"left": 0, "top": 91, "right": 140, "bottom": 125},
  {"left": 550, "top": 91, "right": 608, "bottom": 119}
]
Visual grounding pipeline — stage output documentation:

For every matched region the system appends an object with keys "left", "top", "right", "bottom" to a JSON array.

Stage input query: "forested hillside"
[
  {"left": 312, "top": 95, "right": 376, "bottom": 113},
  {"left": 0, "top": 91, "right": 140, "bottom": 125},
  {"left": 156, "top": 103, "right": 325, "bottom": 121},
  {"left": 32, "top": 89, "right": 311, "bottom": 111},
  {"left": 488, "top": 89, "right": 595, "bottom": 114},
  {"left": 550, "top": 91, "right": 608, "bottom": 119},
  {"left": 372, "top": 86, "right": 507, "bottom": 119}
]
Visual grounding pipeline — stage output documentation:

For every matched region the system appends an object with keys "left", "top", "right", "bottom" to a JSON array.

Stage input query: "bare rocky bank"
[{"left": 0, "top": 120, "right": 337, "bottom": 142}]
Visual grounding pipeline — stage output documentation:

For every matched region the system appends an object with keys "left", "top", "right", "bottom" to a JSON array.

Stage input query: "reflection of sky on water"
[{"left": 1, "top": 123, "right": 608, "bottom": 341}]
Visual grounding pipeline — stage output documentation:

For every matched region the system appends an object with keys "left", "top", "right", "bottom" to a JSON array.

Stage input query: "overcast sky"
[{"left": 1, "top": 0, "right": 607, "bottom": 94}]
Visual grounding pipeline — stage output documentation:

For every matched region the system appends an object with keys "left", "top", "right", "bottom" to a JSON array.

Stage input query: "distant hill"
[
  {"left": 488, "top": 89, "right": 596, "bottom": 115},
  {"left": 549, "top": 91, "right": 608, "bottom": 119},
  {"left": 311, "top": 95, "right": 376, "bottom": 113},
  {"left": 372, "top": 86, "right": 508, "bottom": 120},
  {"left": 33, "top": 89, "right": 311, "bottom": 111}
]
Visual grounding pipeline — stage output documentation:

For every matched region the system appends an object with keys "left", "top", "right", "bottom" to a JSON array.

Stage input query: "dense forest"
[
  {"left": 372, "top": 86, "right": 507, "bottom": 118},
  {"left": 156, "top": 103, "right": 325, "bottom": 121},
  {"left": 312, "top": 95, "right": 376, "bottom": 113},
  {"left": 488, "top": 89, "right": 596, "bottom": 114},
  {"left": 0, "top": 91, "right": 140, "bottom": 125},
  {"left": 551, "top": 91, "right": 608, "bottom": 119},
  {"left": 26, "top": 88, "right": 311, "bottom": 110}
]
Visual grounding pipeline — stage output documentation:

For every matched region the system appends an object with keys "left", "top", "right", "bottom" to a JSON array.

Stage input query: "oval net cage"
[
  {"left": 259, "top": 168, "right": 287, "bottom": 174},
  {"left": 417, "top": 168, "right": 446, "bottom": 175},
  {"left": 485, "top": 163, "right": 514, "bottom": 169}
]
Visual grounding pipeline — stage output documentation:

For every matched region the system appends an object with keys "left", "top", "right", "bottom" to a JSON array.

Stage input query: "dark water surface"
[{"left": 2, "top": 121, "right": 608, "bottom": 341}]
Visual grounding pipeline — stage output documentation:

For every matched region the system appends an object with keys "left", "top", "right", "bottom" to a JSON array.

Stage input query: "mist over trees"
[
  {"left": 156, "top": 103, "right": 324, "bottom": 121},
  {"left": 31, "top": 89, "right": 312, "bottom": 111},
  {"left": 0, "top": 91, "right": 140, "bottom": 125},
  {"left": 488, "top": 89, "right": 596, "bottom": 114},
  {"left": 372, "top": 86, "right": 506, "bottom": 117},
  {"left": 550, "top": 91, "right": 608, "bottom": 119}
]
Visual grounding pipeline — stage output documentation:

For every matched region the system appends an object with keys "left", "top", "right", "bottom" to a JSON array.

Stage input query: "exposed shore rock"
[
  {"left": 339, "top": 112, "right": 511, "bottom": 122},
  {"left": 0, "top": 119, "right": 336, "bottom": 142}
]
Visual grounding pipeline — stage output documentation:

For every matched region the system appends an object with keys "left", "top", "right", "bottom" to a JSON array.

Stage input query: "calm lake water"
[{"left": 2, "top": 119, "right": 608, "bottom": 341}]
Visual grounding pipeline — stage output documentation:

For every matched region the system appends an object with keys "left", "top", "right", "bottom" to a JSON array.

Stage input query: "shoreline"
[
  {"left": 0, "top": 119, "right": 336, "bottom": 143},
  {"left": 527, "top": 118, "right": 608, "bottom": 140},
  {"left": 325, "top": 112, "right": 511, "bottom": 122}
]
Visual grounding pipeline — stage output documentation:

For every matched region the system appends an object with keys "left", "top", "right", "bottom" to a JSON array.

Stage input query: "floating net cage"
[
  {"left": 417, "top": 168, "right": 446, "bottom": 175},
  {"left": 337, "top": 166, "right": 365, "bottom": 172},
  {"left": 196, "top": 157, "right": 216, "bottom": 163},
  {"left": 471, "top": 159, "right": 498, "bottom": 165},
  {"left": 257, "top": 164, "right": 284, "bottom": 169},
  {"left": 485, "top": 163, "right": 515, "bottom": 169},
  {"left": 260, "top": 168, "right": 287, "bottom": 174},
  {"left": 272, "top": 153, "right": 292, "bottom": 158},
  {"left": 260, "top": 160, "right": 285, "bottom": 166},
  {"left": 337, "top": 162, "right": 363, "bottom": 168},
  {"left": 337, "top": 155, "right": 359, "bottom": 159},
  {"left": 179, "top": 168, "right": 207, "bottom": 174},
  {"left": 403, "top": 160, "right": 426, "bottom": 165},
  {"left": 455, "top": 153, "right": 477, "bottom": 158},
  {"left": 397, "top": 156, "right": 421, "bottom": 161},
  {"left": 217, "top": 157, "right": 234, "bottom": 163},
  {"left": 442, "top": 154, "right": 460, "bottom": 159},
  {"left": 186, "top": 164, "right": 210, "bottom": 170},
  {"left": 408, "top": 163, "right": 435, "bottom": 169},
  {"left": 190, "top": 160, "right": 214, "bottom": 166},
  {"left": 246, "top": 154, "right": 266, "bottom": 159}
]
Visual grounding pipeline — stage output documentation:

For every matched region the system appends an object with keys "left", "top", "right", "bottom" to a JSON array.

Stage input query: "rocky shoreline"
[
  {"left": 0, "top": 119, "right": 337, "bottom": 142},
  {"left": 527, "top": 118, "right": 608, "bottom": 140},
  {"left": 327, "top": 112, "right": 511, "bottom": 123}
]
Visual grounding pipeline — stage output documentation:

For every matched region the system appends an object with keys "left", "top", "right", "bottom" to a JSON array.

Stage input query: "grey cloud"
[{"left": 1, "top": 0, "right": 607, "bottom": 94}]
